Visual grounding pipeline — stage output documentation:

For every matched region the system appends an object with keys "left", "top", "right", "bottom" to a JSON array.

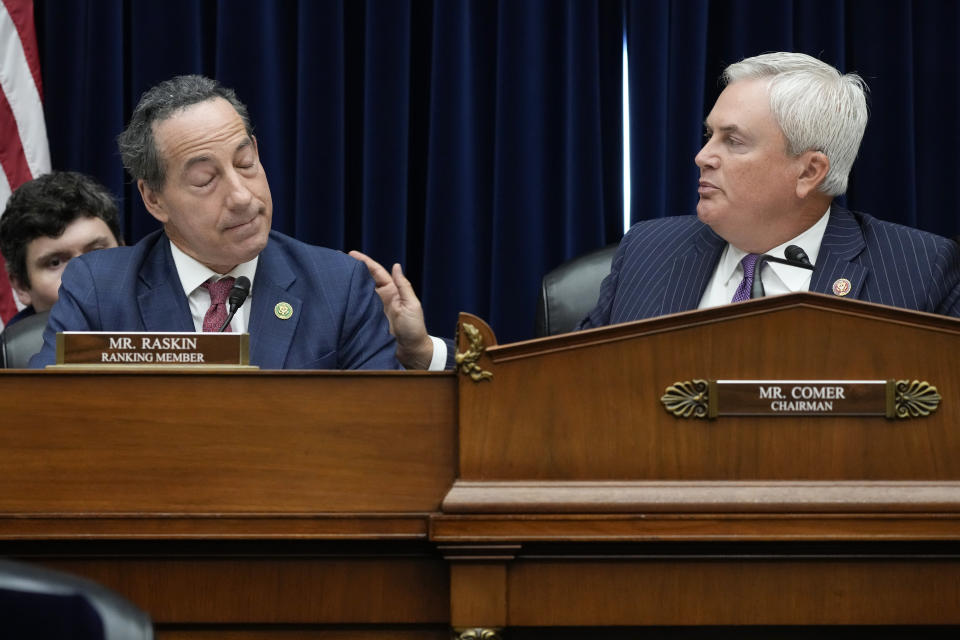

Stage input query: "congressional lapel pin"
[
  {"left": 832, "top": 278, "right": 852, "bottom": 297},
  {"left": 274, "top": 301, "right": 293, "bottom": 320}
]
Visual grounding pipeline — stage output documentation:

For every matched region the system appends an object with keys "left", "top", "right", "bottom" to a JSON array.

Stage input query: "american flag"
[{"left": 0, "top": 0, "right": 50, "bottom": 326}]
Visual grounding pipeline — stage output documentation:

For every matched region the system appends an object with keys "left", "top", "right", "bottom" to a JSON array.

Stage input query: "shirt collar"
[
  {"left": 168, "top": 238, "right": 259, "bottom": 297},
  {"left": 717, "top": 206, "right": 831, "bottom": 288}
]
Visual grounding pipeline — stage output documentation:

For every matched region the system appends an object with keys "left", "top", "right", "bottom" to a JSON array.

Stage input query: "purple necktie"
[
  {"left": 731, "top": 254, "right": 760, "bottom": 303},
  {"left": 201, "top": 277, "right": 235, "bottom": 332}
]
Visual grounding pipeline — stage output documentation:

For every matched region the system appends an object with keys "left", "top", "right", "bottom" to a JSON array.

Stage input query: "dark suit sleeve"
[
  {"left": 443, "top": 337, "right": 456, "bottom": 370},
  {"left": 28, "top": 258, "right": 99, "bottom": 368},
  {"left": 932, "top": 237, "right": 960, "bottom": 317},
  {"left": 576, "top": 238, "right": 626, "bottom": 330},
  {"left": 336, "top": 259, "right": 403, "bottom": 370}
]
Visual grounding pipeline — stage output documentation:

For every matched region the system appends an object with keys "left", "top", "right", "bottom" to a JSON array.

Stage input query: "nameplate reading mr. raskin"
[
  {"left": 56, "top": 332, "right": 250, "bottom": 366},
  {"left": 717, "top": 380, "right": 887, "bottom": 416}
]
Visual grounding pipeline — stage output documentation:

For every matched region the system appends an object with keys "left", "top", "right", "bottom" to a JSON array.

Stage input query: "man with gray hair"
[
  {"left": 353, "top": 52, "right": 960, "bottom": 370},
  {"left": 577, "top": 51, "right": 960, "bottom": 327},
  {"left": 30, "top": 75, "right": 401, "bottom": 369}
]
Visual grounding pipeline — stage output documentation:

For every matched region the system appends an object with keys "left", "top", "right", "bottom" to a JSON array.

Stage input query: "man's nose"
[
  {"left": 224, "top": 170, "right": 254, "bottom": 209},
  {"left": 695, "top": 142, "right": 717, "bottom": 170}
]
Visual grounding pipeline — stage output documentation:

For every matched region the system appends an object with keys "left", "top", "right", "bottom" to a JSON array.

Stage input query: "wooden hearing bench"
[{"left": 2, "top": 293, "right": 959, "bottom": 639}]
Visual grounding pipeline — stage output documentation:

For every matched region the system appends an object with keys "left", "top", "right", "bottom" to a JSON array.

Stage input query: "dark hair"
[
  {"left": 0, "top": 171, "right": 121, "bottom": 288},
  {"left": 117, "top": 75, "right": 254, "bottom": 190}
]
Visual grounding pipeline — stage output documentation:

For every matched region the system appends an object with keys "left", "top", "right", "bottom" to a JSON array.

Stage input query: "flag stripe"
[
  {"left": 0, "top": 261, "right": 16, "bottom": 321},
  {"left": 0, "top": 148, "right": 10, "bottom": 204},
  {"left": 0, "top": 0, "right": 50, "bottom": 325},
  {"left": 0, "top": 2, "right": 50, "bottom": 179},
  {"left": 0, "top": 87, "right": 33, "bottom": 190},
  {"left": 0, "top": 0, "right": 42, "bottom": 98},
  {"left": 0, "top": 156, "right": 13, "bottom": 321}
]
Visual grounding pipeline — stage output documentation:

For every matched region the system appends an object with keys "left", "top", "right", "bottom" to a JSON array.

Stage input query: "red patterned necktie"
[
  {"left": 731, "top": 254, "right": 759, "bottom": 303},
  {"left": 201, "top": 277, "right": 235, "bottom": 332}
]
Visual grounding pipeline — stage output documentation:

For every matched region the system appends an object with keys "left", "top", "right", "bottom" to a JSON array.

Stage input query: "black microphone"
[
  {"left": 218, "top": 276, "right": 251, "bottom": 332},
  {"left": 784, "top": 244, "right": 813, "bottom": 268},
  {"left": 749, "top": 244, "right": 815, "bottom": 299}
]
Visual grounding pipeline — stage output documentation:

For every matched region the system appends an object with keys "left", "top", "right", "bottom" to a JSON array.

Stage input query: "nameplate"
[
  {"left": 661, "top": 379, "right": 941, "bottom": 419},
  {"left": 55, "top": 332, "right": 251, "bottom": 367}
]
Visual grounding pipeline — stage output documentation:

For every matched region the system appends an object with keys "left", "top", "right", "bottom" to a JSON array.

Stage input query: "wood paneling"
[
  {"left": 449, "top": 563, "right": 507, "bottom": 627},
  {"left": 5, "top": 295, "right": 960, "bottom": 636},
  {"left": 0, "top": 371, "right": 456, "bottom": 637},
  {"left": 0, "top": 370, "right": 456, "bottom": 516},
  {"left": 458, "top": 294, "right": 960, "bottom": 481},
  {"left": 507, "top": 557, "right": 960, "bottom": 625},
  {"left": 38, "top": 555, "right": 448, "bottom": 624}
]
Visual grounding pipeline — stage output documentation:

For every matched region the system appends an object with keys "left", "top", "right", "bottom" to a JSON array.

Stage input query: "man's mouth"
[
  {"left": 698, "top": 180, "right": 719, "bottom": 194},
  {"left": 225, "top": 216, "right": 256, "bottom": 232}
]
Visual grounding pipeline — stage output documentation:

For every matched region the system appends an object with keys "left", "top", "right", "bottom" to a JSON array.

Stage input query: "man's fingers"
[
  {"left": 349, "top": 252, "right": 424, "bottom": 314},
  {"left": 391, "top": 262, "right": 421, "bottom": 306},
  {"left": 348, "top": 250, "right": 394, "bottom": 288}
]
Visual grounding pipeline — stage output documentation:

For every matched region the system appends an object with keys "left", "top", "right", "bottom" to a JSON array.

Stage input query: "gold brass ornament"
[
  {"left": 455, "top": 322, "right": 493, "bottom": 382},
  {"left": 893, "top": 379, "right": 941, "bottom": 418},
  {"left": 453, "top": 629, "right": 502, "bottom": 640},
  {"left": 660, "top": 379, "right": 710, "bottom": 418},
  {"left": 274, "top": 301, "right": 293, "bottom": 320},
  {"left": 832, "top": 277, "right": 852, "bottom": 296}
]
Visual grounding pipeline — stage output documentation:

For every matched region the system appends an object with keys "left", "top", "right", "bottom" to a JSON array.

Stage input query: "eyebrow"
[
  {"left": 82, "top": 235, "right": 113, "bottom": 251},
  {"left": 33, "top": 249, "right": 68, "bottom": 264},
  {"left": 704, "top": 122, "right": 744, "bottom": 135},
  {"left": 182, "top": 138, "right": 254, "bottom": 173},
  {"left": 33, "top": 235, "right": 112, "bottom": 264}
]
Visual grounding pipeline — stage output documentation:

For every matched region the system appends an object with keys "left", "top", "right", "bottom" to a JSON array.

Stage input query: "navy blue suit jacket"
[
  {"left": 30, "top": 230, "right": 401, "bottom": 369},
  {"left": 580, "top": 206, "right": 960, "bottom": 328}
]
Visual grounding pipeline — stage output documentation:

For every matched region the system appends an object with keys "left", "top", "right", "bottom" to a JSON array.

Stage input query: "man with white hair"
[
  {"left": 354, "top": 52, "right": 960, "bottom": 369},
  {"left": 578, "top": 51, "right": 960, "bottom": 327}
]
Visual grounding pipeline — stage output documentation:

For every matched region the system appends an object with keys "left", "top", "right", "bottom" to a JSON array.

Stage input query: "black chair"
[
  {"left": 535, "top": 243, "right": 617, "bottom": 337},
  {"left": 0, "top": 558, "right": 153, "bottom": 639},
  {"left": 0, "top": 310, "right": 49, "bottom": 368}
]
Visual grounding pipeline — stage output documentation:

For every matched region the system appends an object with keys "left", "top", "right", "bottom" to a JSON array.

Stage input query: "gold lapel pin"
[
  {"left": 274, "top": 301, "right": 293, "bottom": 319},
  {"left": 832, "top": 278, "right": 852, "bottom": 297}
]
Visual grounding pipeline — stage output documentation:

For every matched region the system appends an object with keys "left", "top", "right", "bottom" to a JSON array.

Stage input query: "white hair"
[{"left": 723, "top": 52, "right": 868, "bottom": 196}]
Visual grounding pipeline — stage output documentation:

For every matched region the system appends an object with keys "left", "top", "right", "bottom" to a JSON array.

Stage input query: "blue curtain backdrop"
[{"left": 34, "top": 0, "right": 960, "bottom": 343}]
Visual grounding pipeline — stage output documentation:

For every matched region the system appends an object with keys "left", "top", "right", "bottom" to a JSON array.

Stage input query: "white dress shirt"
[
  {"left": 427, "top": 336, "right": 448, "bottom": 371},
  {"left": 169, "top": 242, "right": 258, "bottom": 332},
  {"left": 698, "top": 207, "right": 831, "bottom": 309}
]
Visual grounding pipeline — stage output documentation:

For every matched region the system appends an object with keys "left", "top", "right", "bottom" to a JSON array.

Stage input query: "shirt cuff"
[{"left": 428, "top": 335, "right": 447, "bottom": 371}]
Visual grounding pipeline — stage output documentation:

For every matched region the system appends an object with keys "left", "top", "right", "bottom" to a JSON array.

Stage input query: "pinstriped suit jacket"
[
  {"left": 29, "top": 230, "right": 402, "bottom": 370},
  {"left": 579, "top": 206, "right": 960, "bottom": 328}
]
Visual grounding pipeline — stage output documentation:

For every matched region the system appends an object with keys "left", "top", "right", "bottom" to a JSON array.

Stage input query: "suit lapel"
[
  {"left": 137, "top": 235, "right": 195, "bottom": 332},
  {"left": 659, "top": 225, "right": 726, "bottom": 315},
  {"left": 810, "top": 206, "right": 867, "bottom": 299},
  {"left": 248, "top": 241, "right": 303, "bottom": 369}
]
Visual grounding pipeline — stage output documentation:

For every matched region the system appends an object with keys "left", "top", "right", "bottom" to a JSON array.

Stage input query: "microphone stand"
[
  {"left": 218, "top": 304, "right": 242, "bottom": 333},
  {"left": 218, "top": 276, "right": 252, "bottom": 332},
  {"left": 750, "top": 246, "right": 815, "bottom": 299}
]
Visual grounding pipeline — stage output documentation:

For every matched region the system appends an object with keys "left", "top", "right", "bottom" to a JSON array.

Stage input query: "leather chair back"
[
  {"left": 1, "top": 310, "right": 49, "bottom": 368},
  {"left": 0, "top": 558, "right": 153, "bottom": 639},
  {"left": 535, "top": 243, "right": 617, "bottom": 337}
]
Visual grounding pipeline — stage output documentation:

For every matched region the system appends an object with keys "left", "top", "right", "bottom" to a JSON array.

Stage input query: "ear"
[
  {"left": 10, "top": 277, "right": 33, "bottom": 308},
  {"left": 138, "top": 179, "right": 169, "bottom": 224},
  {"left": 796, "top": 151, "right": 830, "bottom": 199}
]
